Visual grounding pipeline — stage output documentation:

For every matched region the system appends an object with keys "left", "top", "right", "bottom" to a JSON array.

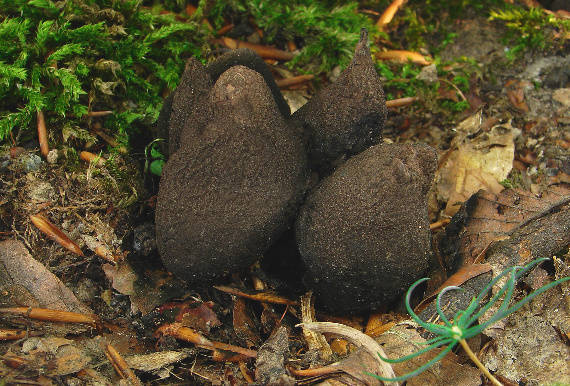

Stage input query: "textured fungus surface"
[
  {"left": 156, "top": 66, "right": 308, "bottom": 285},
  {"left": 292, "top": 29, "right": 387, "bottom": 172},
  {"left": 295, "top": 143, "right": 437, "bottom": 313}
]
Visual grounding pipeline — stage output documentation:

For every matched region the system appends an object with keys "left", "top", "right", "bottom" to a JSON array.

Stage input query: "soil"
[{"left": 0, "top": 10, "right": 568, "bottom": 386}]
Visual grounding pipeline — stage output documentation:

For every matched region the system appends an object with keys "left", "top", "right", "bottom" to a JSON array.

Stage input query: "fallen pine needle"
[
  {"left": 276, "top": 74, "right": 314, "bottom": 88},
  {"left": 105, "top": 343, "right": 142, "bottom": 386},
  {"left": 156, "top": 323, "right": 257, "bottom": 358},
  {"left": 386, "top": 96, "right": 418, "bottom": 108},
  {"left": 87, "top": 110, "right": 113, "bottom": 117},
  {"left": 376, "top": 0, "right": 407, "bottom": 28},
  {"left": 217, "top": 37, "right": 294, "bottom": 61},
  {"left": 30, "top": 214, "right": 84, "bottom": 256},
  {"left": 289, "top": 365, "right": 341, "bottom": 377},
  {"left": 214, "top": 285, "right": 298, "bottom": 306},
  {"left": 239, "top": 361, "right": 254, "bottom": 383},
  {"left": 376, "top": 50, "right": 432, "bottom": 65},
  {"left": 0, "top": 307, "right": 98, "bottom": 326},
  {"left": 80, "top": 151, "right": 106, "bottom": 166},
  {"left": 217, "top": 23, "right": 234, "bottom": 36},
  {"left": 429, "top": 218, "right": 451, "bottom": 230},
  {"left": 37, "top": 110, "right": 49, "bottom": 158},
  {"left": 0, "top": 329, "right": 28, "bottom": 340}
]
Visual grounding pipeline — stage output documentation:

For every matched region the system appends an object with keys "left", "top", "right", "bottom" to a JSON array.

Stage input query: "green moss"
[{"left": 0, "top": 0, "right": 206, "bottom": 144}]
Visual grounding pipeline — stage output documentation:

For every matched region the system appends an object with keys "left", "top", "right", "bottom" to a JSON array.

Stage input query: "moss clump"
[{"left": 0, "top": 0, "right": 206, "bottom": 144}]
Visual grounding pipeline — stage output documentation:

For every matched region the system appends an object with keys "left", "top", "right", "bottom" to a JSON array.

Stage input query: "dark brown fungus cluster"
[{"left": 155, "top": 28, "right": 437, "bottom": 313}]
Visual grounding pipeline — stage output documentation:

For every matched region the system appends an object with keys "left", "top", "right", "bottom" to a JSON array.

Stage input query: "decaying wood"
[
  {"left": 300, "top": 292, "right": 333, "bottom": 361},
  {"left": 297, "top": 322, "right": 398, "bottom": 385}
]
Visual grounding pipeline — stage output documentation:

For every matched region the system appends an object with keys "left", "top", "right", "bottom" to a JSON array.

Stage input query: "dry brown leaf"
[
  {"left": 440, "top": 186, "right": 570, "bottom": 266},
  {"left": 414, "top": 263, "right": 492, "bottom": 313},
  {"left": 30, "top": 214, "right": 84, "bottom": 256},
  {"left": 178, "top": 300, "right": 221, "bottom": 333},
  {"left": 436, "top": 111, "right": 515, "bottom": 216},
  {"left": 376, "top": 323, "right": 481, "bottom": 386},
  {"left": 0, "top": 239, "right": 92, "bottom": 314},
  {"left": 232, "top": 297, "right": 262, "bottom": 348},
  {"left": 22, "top": 337, "right": 92, "bottom": 376},
  {"left": 505, "top": 79, "right": 530, "bottom": 112},
  {"left": 375, "top": 50, "right": 432, "bottom": 65}
]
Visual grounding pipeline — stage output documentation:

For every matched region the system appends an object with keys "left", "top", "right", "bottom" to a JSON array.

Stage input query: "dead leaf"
[
  {"left": 125, "top": 351, "right": 188, "bottom": 373},
  {"left": 102, "top": 262, "right": 136, "bottom": 296},
  {"left": 177, "top": 300, "right": 221, "bottom": 334},
  {"left": 0, "top": 239, "right": 91, "bottom": 313},
  {"left": 255, "top": 327, "right": 295, "bottom": 385},
  {"left": 233, "top": 297, "right": 261, "bottom": 348},
  {"left": 414, "top": 263, "right": 492, "bottom": 313},
  {"left": 436, "top": 112, "right": 515, "bottom": 216},
  {"left": 22, "top": 337, "right": 91, "bottom": 376},
  {"left": 505, "top": 79, "right": 530, "bottom": 112},
  {"left": 440, "top": 186, "right": 570, "bottom": 266},
  {"left": 376, "top": 323, "right": 481, "bottom": 386}
]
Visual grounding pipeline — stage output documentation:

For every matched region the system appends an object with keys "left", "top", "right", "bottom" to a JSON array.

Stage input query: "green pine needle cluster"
[{"left": 0, "top": 0, "right": 205, "bottom": 143}]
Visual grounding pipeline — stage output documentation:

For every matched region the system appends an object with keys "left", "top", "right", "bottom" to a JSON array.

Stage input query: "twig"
[
  {"left": 0, "top": 329, "right": 28, "bottom": 340},
  {"left": 429, "top": 218, "right": 451, "bottom": 230},
  {"left": 0, "top": 307, "right": 98, "bottom": 326},
  {"left": 216, "top": 37, "right": 295, "bottom": 61},
  {"left": 30, "top": 214, "right": 84, "bottom": 256},
  {"left": 276, "top": 74, "right": 314, "bottom": 88},
  {"left": 37, "top": 110, "right": 49, "bottom": 157},
  {"left": 300, "top": 292, "right": 333, "bottom": 361},
  {"left": 438, "top": 78, "right": 467, "bottom": 102},
  {"left": 377, "top": 0, "right": 407, "bottom": 28},
  {"left": 296, "top": 322, "right": 398, "bottom": 385},
  {"left": 214, "top": 285, "right": 298, "bottom": 306},
  {"left": 105, "top": 343, "right": 142, "bottom": 386},
  {"left": 87, "top": 111, "right": 113, "bottom": 117},
  {"left": 376, "top": 50, "right": 432, "bottom": 65},
  {"left": 386, "top": 96, "right": 418, "bottom": 108},
  {"left": 79, "top": 151, "right": 106, "bottom": 166}
]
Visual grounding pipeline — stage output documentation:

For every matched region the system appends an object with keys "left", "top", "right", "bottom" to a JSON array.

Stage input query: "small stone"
[
  {"left": 295, "top": 143, "right": 437, "bottom": 313},
  {"left": 47, "top": 149, "right": 58, "bottom": 164}
]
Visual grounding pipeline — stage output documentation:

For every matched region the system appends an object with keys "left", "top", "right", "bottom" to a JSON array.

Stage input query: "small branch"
[
  {"left": 30, "top": 214, "right": 84, "bottom": 256},
  {"left": 37, "top": 110, "right": 49, "bottom": 158},
  {"left": 217, "top": 37, "right": 295, "bottom": 61},
  {"left": 79, "top": 151, "right": 106, "bottom": 166},
  {"left": 276, "top": 74, "right": 314, "bottom": 89},
  {"left": 459, "top": 339, "right": 502, "bottom": 386},
  {"left": 376, "top": 50, "right": 432, "bottom": 66},
  {"left": 105, "top": 343, "right": 142, "bottom": 386},
  {"left": 386, "top": 96, "right": 418, "bottom": 108},
  {"left": 214, "top": 285, "right": 298, "bottom": 306},
  {"left": 377, "top": 0, "right": 407, "bottom": 28},
  {"left": 87, "top": 110, "right": 113, "bottom": 117},
  {"left": 438, "top": 78, "right": 467, "bottom": 102},
  {"left": 0, "top": 307, "right": 98, "bottom": 326}
]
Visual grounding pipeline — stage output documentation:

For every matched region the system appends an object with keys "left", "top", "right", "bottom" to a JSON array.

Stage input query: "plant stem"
[{"left": 459, "top": 339, "right": 502, "bottom": 386}]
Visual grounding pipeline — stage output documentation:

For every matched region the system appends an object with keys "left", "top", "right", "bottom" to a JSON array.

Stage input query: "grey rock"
[
  {"left": 292, "top": 28, "right": 387, "bottom": 172},
  {"left": 156, "top": 66, "right": 308, "bottom": 285},
  {"left": 295, "top": 143, "right": 437, "bottom": 313}
]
